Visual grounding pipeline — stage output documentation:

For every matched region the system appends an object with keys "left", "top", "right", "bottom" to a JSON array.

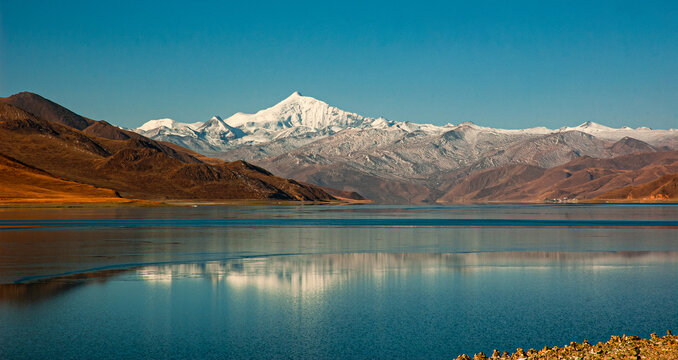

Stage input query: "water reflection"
[
  {"left": 134, "top": 251, "right": 678, "bottom": 289},
  {"left": 4, "top": 251, "right": 676, "bottom": 303},
  {"left": 3, "top": 205, "right": 678, "bottom": 285},
  {"left": 0, "top": 269, "right": 133, "bottom": 304},
  {"left": 4, "top": 225, "right": 678, "bottom": 285}
]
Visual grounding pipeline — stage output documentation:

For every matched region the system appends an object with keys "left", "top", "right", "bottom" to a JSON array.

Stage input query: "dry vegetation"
[
  {"left": 0, "top": 153, "right": 130, "bottom": 204},
  {"left": 0, "top": 93, "right": 337, "bottom": 204},
  {"left": 455, "top": 331, "right": 678, "bottom": 360}
]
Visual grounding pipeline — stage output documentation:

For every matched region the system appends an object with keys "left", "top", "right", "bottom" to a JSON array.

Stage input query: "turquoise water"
[{"left": 1, "top": 205, "right": 677, "bottom": 359}]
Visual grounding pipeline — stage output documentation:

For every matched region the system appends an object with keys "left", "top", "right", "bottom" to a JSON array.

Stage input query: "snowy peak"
[
  {"left": 133, "top": 92, "right": 678, "bottom": 156},
  {"left": 138, "top": 118, "right": 205, "bottom": 131},
  {"left": 224, "top": 92, "right": 370, "bottom": 132},
  {"left": 283, "top": 91, "right": 303, "bottom": 101},
  {"left": 563, "top": 121, "right": 661, "bottom": 133},
  {"left": 198, "top": 116, "right": 227, "bottom": 131},
  {"left": 556, "top": 121, "right": 675, "bottom": 142},
  {"left": 197, "top": 115, "right": 245, "bottom": 141},
  {"left": 575, "top": 121, "right": 614, "bottom": 131},
  {"left": 369, "top": 117, "right": 395, "bottom": 129},
  {"left": 137, "top": 118, "right": 177, "bottom": 131}
]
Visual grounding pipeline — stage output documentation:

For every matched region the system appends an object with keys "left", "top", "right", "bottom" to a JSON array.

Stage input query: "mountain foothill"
[
  {"left": 2, "top": 91, "right": 677, "bottom": 204},
  {"left": 134, "top": 92, "right": 678, "bottom": 203},
  {"left": 0, "top": 92, "right": 337, "bottom": 204}
]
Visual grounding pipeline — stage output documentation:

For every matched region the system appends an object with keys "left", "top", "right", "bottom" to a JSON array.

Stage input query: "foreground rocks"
[{"left": 455, "top": 330, "right": 677, "bottom": 360}]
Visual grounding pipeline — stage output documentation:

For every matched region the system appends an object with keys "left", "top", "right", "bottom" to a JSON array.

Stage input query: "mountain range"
[
  {"left": 135, "top": 92, "right": 678, "bottom": 203},
  {"left": 0, "top": 92, "right": 337, "bottom": 204}
]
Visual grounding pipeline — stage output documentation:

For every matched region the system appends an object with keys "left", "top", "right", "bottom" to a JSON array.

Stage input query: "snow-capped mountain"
[
  {"left": 195, "top": 116, "right": 245, "bottom": 148},
  {"left": 135, "top": 92, "right": 677, "bottom": 154},
  {"left": 135, "top": 92, "right": 380, "bottom": 152},
  {"left": 225, "top": 91, "right": 371, "bottom": 133},
  {"left": 133, "top": 92, "right": 678, "bottom": 203},
  {"left": 136, "top": 118, "right": 202, "bottom": 132},
  {"left": 557, "top": 121, "right": 676, "bottom": 143}
]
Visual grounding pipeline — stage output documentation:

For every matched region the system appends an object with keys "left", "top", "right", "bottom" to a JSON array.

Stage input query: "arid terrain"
[
  {"left": 2, "top": 91, "right": 677, "bottom": 205},
  {"left": 0, "top": 93, "right": 339, "bottom": 204},
  {"left": 0, "top": 153, "right": 134, "bottom": 205},
  {"left": 134, "top": 92, "right": 678, "bottom": 204},
  {"left": 440, "top": 151, "right": 678, "bottom": 203},
  {"left": 454, "top": 331, "right": 677, "bottom": 360}
]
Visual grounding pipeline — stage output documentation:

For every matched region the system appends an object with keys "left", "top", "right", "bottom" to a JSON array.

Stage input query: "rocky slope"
[
  {"left": 134, "top": 92, "right": 678, "bottom": 204},
  {"left": 454, "top": 331, "right": 678, "bottom": 360},
  {"left": 439, "top": 151, "right": 678, "bottom": 203},
  {"left": 0, "top": 93, "right": 336, "bottom": 203},
  {"left": 596, "top": 172, "right": 678, "bottom": 201},
  {"left": 0, "top": 153, "right": 126, "bottom": 204},
  {"left": 135, "top": 91, "right": 381, "bottom": 154}
]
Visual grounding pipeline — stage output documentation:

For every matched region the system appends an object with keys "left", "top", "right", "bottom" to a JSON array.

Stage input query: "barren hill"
[
  {"left": 596, "top": 173, "right": 678, "bottom": 200},
  {"left": 438, "top": 151, "right": 678, "bottom": 203},
  {"left": 0, "top": 94, "right": 336, "bottom": 203},
  {"left": 0, "top": 153, "right": 126, "bottom": 204},
  {"left": 132, "top": 92, "right": 678, "bottom": 204}
]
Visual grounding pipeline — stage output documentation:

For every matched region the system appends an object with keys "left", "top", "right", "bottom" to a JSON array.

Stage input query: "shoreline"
[
  {"left": 0, "top": 198, "right": 371, "bottom": 209},
  {"left": 455, "top": 331, "right": 677, "bottom": 360},
  {"left": 1, "top": 199, "right": 675, "bottom": 208},
  {"left": 435, "top": 199, "right": 678, "bottom": 205}
]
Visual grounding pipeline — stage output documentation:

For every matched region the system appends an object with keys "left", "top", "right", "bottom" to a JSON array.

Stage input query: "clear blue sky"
[{"left": 1, "top": 0, "right": 677, "bottom": 129}]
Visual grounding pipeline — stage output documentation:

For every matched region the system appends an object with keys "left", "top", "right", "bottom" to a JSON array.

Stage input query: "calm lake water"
[{"left": 1, "top": 204, "right": 677, "bottom": 359}]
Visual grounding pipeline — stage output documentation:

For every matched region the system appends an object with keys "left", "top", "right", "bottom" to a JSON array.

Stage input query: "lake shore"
[
  {"left": 455, "top": 331, "right": 677, "bottom": 360},
  {"left": 3, "top": 195, "right": 675, "bottom": 208},
  {"left": 1, "top": 205, "right": 676, "bottom": 359},
  {"left": 0, "top": 197, "right": 369, "bottom": 208},
  {"left": 0, "top": 198, "right": 160, "bottom": 208}
]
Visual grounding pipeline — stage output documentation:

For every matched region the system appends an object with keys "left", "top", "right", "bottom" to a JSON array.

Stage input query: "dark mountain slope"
[
  {"left": 0, "top": 98, "right": 336, "bottom": 202},
  {"left": 596, "top": 173, "right": 678, "bottom": 200},
  {"left": 438, "top": 151, "right": 678, "bottom": 203},
  {"left": 0, "top": 153, "right": 124, "bottom": 203}
]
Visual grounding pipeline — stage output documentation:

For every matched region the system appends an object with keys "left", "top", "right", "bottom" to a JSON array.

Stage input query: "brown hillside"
[
  {"left": 440, "top": 164, "right": 545, "bottom": 203},
  {"left": 596, "top": 173, "right": 678, "bottom": 200},
  {"left": 0, "top": 92, "right": 95, "bottom": 130},
  {"left": 609, "top": 136, "right": 656, "bottom": 154},
  {"left": 287, "top": 162, "right": 434, "bottom": 204},
  {"left": 1, "top": 92, "right": 159, "bottom": 143},
  {"left": 0, "top": 96, "right": 336, "bottom": 202},
  {"left": 0, "top": 154, "right": 126, "bottom": 204},
  {"left": 439, "top": 151, "right": 678, "bottom": 203}
]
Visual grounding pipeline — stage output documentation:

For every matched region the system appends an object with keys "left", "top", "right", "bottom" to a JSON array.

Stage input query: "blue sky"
[{"left": 1, "top": 0, "right": 677, "bottom": 129}]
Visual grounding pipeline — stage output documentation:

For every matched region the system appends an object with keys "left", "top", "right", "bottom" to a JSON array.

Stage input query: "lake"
[{"left": 1, "top": 204, "right": 677, "bottom": 359}]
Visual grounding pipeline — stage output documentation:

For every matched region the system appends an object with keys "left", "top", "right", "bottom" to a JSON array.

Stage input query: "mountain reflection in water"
[
  {"left": 4, "top": 251, "right": 676, "bottom": 302},
  {"left": 2, "top": 204, "right": 677, "bottom": 360},
  {"left": 134, "top": 251, "right": 678, "bottom": 288}
]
